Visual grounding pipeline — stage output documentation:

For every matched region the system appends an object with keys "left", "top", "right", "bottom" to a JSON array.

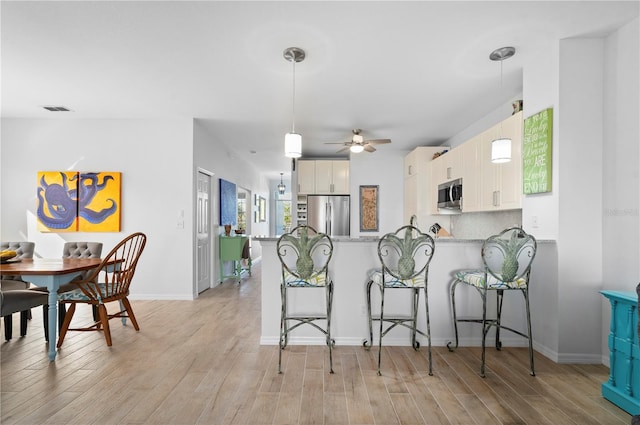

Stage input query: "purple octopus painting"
[{"left": 37, "top": 171, "right": 121, "bottom": 232}]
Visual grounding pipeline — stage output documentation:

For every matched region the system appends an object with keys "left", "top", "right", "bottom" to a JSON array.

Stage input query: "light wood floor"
[{"left": 1, "top": 263, "right": 631, "bottom": 425}]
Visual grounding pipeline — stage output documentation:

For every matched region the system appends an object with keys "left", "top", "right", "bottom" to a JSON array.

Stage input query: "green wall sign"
[{"left": 523, "top": 108, "right": 553, "bottom": 194}]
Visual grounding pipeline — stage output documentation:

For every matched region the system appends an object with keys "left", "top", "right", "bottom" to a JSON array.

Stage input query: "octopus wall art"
[{"left": 37, "top": 171, "right": 121, "bottom": 232}]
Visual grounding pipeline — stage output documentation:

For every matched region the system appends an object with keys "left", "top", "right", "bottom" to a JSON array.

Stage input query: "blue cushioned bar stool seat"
[
  {"left": 447, "top": 227, "right": 537, "bottom": 377},
  {"left": 363, "top": 224, "right": 436, "bottom": 376},
  {"left": 276, "top": 225, "right": 334, "bottom": 374}
]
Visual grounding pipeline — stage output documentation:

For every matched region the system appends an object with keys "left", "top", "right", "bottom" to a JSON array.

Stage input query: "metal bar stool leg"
[
  {"left": 495, "top": 289, "right": 504, "bottom": 350},
  {"left": 411, "top": 288, "right": 419, "bottom": 350},
  {"left": 377, "top": 285, "right": 385, "bottom": 376},
  {"left": 480, "top": 290, "right": 489, "bottom": 378},
  {"left": 364, "top": 279, "right": 374, "bottom": 350},
  {"left": 424, "top": 285, "right": 433, "bottom": 376},
  {"left": 447, "top": 281, "right": 460, "bottom": 351},
  {"left": 524, "top": 288, "right": 535, "bottom": 376},
  {"left": 327, "top": 282, "right": 334, "bottom": 374},
  {"left": 278, "top": 284, "right": 287, "bottom": 374}
]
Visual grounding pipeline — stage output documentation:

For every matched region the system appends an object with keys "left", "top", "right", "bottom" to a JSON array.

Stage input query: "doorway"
[{"left": 196, "top": 170, "right": 213, "bottom": 294}]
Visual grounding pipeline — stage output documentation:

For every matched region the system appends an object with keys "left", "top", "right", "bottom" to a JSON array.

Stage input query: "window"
[{"left": 237, "top": 189, "right": 248, "bottom": 232}]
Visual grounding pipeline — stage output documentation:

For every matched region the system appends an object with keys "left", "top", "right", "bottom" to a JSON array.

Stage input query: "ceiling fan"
[{"left": 325, "top": 129, "right": 391, "bottom": 153}]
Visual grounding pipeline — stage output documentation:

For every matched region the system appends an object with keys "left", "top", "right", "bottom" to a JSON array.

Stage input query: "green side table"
[{"left": 219, "top": 235, "right": 251, "bottom": 283}]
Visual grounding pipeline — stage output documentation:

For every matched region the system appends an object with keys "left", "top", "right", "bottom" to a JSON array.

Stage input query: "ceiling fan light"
[
  {"left": 350, "top": 144, "right": 364, "bottom": 153},
  {"left": 285, "top": 133, "right": 302, "bottom": 158},
  {"left": 491, "top": 137, "right": 512, "bottom": 163}
]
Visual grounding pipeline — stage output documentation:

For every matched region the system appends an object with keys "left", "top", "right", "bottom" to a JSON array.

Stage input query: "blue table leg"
[
  {"left": 30, "top": 272, "right": 83, "bottom": 361},
  {"left": 47, "top": 289, "right": 58, "bottom": 360}
]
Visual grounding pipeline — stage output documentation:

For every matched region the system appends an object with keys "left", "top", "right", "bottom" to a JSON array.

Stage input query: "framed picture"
[
  {"left": 36, "top": 171, "right": 121, "bottom": 233},
  {"left": 219, "top": 178, "right": 237, "bottom": 226},
  {"left": 523, "top": 108, "right": 553, "bottom": 194},
  {"left": 259, "top": 196, "right": 266, "bottom": 222},
  {"left": 359, "top": 185, "right": 378, "bottom": 232}
]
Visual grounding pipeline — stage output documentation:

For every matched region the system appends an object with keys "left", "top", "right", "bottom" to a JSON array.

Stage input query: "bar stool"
[
  {"left": 363, "top": 224, "right": 436, "bottom": 376},
  {"left": 276, "top": 225, "right": 334, "bottom": 374},
  {"left": 447, "top": 227, "right": 537, "bottom": 377}
]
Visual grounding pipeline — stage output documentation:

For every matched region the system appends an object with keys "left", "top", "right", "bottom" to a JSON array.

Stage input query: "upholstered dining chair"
[
  {"left": 276, "top": 225, "right": 334, "bottom": 374},
  {"left": 55, "top": 233, "right": 146, "bottom": 347},
  {"left": 1, "top": 241, "right": 36, "bottom": 340},
  {"left": 447, "top": 227, "right": 537, "bottom": 377},
  {"left": 1, "top": 289, "right": 49, "bottom": 341},
  {"left": 363, "top": 224, "right": 436, "bottom": 376}
]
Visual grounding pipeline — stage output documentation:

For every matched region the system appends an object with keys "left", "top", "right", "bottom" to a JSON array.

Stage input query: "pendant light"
[
  {"left": 283, "top": 47, "right": 305, "bottom": 158},
  {"left": 277, "top": 172, "right": 286, "bottom": 195},
  {"left": 489, "top": 46, "right": 515, "bottom": 164}
]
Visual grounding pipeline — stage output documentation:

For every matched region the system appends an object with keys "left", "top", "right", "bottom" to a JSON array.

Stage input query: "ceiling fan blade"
[
  {"left": 336, "top": 146, "right": 350, "bottom": 153},
  {"left": 324, "top": 142, "right": 348, "bottom": 145},
  {"left": 364, "top": 144, "right": 376, "bottom": 152},
  {"left": 365, "top": 138, "right": 391, "bottom": 145}
]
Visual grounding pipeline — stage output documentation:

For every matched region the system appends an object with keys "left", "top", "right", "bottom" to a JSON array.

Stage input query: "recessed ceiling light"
[{"left": 42, "top": 106, "right": 72, "bottom": 112}]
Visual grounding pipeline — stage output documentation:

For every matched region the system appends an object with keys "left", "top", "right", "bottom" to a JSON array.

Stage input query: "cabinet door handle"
[
  {"left": 408, "top": 165, "right": 413, "bottom": 176},
  {"left": 496, "top": 190, "right": 500, "bottom": 207},
  {"left": 447, "top": 167, "right": 452, "bottom": 180}
]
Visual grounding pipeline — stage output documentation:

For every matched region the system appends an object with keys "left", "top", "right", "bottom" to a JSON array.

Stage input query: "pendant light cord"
[
  {"left": 291, "top": 59, "right": 296, "bottom": 134},
  {"left": 499, "top": 57, "right": 504, "bottom": 137}
]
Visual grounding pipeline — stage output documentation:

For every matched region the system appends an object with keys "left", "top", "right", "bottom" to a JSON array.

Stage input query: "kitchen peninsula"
[{"left": 256, "top": 236, "right": 557, "bottom": 352}]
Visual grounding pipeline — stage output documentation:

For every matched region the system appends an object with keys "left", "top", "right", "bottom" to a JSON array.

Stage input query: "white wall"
[
  {"left": 602, "top": 18, "right": 640, "bottom": 291},
  {"left": 193, "top": 119, "right": 270, "bottom": 285},
  {"left": 1, "top": 118, "right": 196, "bottom": 299},
  {"left": 0, "top": 117, "right": 274, "bottom": 300},
  {"left": 349, "top": 150, "right": 406, "bottom": 237},
  {"left": 557, "top": 38, "right": 605, "bottom": 358},
  {"left": 600, "top": 17, "right": 640, "bottom": 362}
]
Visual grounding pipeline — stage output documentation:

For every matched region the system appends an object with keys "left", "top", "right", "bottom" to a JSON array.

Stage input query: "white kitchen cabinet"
[
  {"left": 297, "top": 160, "right": 315, "bottom": 195},
  {"left": 403, "top": 147, "right": 445, "bottom": 225},
  {"left": 315, "top": 160, "right": 349, "bottom": 194},
  {"left": 431, "top": 147, "right": 462, "bottom": 184},
  {"left": 478, "top": 112, "right": 523, "bottom": 211},
  {"left": 459, "top": 136, "right": 481, "bottom": 212}
]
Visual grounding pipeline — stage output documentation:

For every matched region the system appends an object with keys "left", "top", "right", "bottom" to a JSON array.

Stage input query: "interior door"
[{"left": 197, "top": 170, "right": 213, "bottom": 293}]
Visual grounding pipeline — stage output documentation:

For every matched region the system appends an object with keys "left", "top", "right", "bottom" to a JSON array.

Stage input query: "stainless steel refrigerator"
[{"left": 306, "top": 195, "right": 350, "bottom": 237}]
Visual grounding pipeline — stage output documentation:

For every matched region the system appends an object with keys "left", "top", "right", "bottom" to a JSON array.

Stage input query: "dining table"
[{"left": 0, "top": 257, "right": 103, "bottom": 360}]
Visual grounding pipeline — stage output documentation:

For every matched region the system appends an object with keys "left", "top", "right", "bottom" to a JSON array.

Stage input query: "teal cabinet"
[
  {"left": 601, "top": 290, "right": 640, "bottom": 415},
  {"left": 219, "top": 235, "right": 251, "bottom": 283}
]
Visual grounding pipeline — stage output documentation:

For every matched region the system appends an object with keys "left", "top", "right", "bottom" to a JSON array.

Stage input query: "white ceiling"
[{"left": 2, "top": 1, "right": 638, "bottom": 179}]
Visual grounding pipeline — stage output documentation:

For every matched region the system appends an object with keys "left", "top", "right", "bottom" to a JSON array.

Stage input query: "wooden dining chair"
[
  {"left": 37, "top": 241, "right": 104, "bottom": 341},
  {"left": 55, "top": 232, "right": 146, "bottom": 347}
]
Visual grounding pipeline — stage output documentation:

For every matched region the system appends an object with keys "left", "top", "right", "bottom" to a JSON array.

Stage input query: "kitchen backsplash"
[{"left": 450, "top": 210, "right": 522, "bottom": 239}]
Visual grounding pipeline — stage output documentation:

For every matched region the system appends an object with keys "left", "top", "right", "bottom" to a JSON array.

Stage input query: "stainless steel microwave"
[{"left": 437, "top": 178, "right": 462, "bottom": 211}]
